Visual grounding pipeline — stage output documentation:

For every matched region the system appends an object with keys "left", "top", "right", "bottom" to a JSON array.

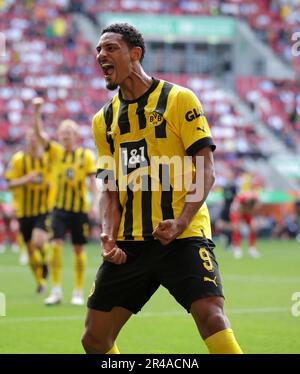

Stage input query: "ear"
[{"left": 131, "top": 46, "right": 142, "bottom": 62}]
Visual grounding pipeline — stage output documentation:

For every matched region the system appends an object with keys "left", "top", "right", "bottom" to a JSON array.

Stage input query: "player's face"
[
  {"left": 96, "top": 33, "right": 135, "bottom": 90},
  {"left": 26, "top": 130, "right": 39, "bottom": 149},
  {"left": 58, "top": 126, "right": 77, "bottom": 149}
]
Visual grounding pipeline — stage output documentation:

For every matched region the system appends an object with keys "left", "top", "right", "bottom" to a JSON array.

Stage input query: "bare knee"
[
  {"left": 32, "top": 229, "right": 48, "bottom": 250},
  {"left": 81, "top": 328, "right": 113, "bottom": 354},
  {"left": 191, "top": 297, "right": 230, "bottom": 340},
  {"left": 74, "top": 244, "right": 84, "bottom": 255}
]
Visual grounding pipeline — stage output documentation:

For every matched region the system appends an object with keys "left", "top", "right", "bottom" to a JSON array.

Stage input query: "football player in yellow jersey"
[
  {"left": 82, "top": 24, "right": 243, "bottom": 355},
  {"left": 32, "top": 98, "right": 98, "bottom": 306},
  {"left": 5, "top": 105, "right": 52, "bottom": 293}
]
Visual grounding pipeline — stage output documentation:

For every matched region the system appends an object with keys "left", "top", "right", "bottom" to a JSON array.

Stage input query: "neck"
[
  {"left": 27, "top": 146, "right": 41, "bottom": 158},
  {"left": 119, "top": 66, "right": 153, "bottom": 101},
  {"left": 65, "top": 145, "right": 74, "bottom": 152}
]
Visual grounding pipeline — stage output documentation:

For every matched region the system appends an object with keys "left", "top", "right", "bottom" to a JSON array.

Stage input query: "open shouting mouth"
[{"left": 101, "top": 63, "right": 115, "bottom": 78}]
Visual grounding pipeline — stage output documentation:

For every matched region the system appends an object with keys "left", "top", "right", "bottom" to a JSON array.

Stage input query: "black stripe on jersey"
[
  {"left": 61, "top": 183, "right": 68, "bottom": 210},
  {"left": 78, "top": 180, "right": 83, "bottom": 212},
  {"left": 22, "top": 154, "right": 27, "bottom": 174},
  {"left": 28, "top": 156, "right": 34, "bottom": 216},
  {"left": 23, "top": 185, "right": 28, "bottom": 217},
  {"left": 141, "top": 175, "right": 153, "bottom": 239},
  {"left": 71, "top": 149, "right": 83, "bottom": 211},
  {"left": 136, "top": 95, "right": 148, "bottom": 130},
  {"left": 186, "top": 137, "right": 216, "bottom": 156},
  {"left": 59, "top": 150, "right": 68, "bottom": 209},
  {"left": 159, "top": 164, "right": 174, "bottom": 220},
  {"left": 123, "top": 182, "right": 134, "bottom": 240},
  {"left": 103, "top": 100, "right": 114, "bottom": 154},
  {"left": 37, "top": 182, "right": 43, "bottom": 214},
  {"left": 30, "top": 189, "right": 35, "bottom": 216},
  {"left": 64, "top": 183, "right": 72, "bottom": 211},
  {"left": 22, "top": 155, "right": 26, "bottom": 217},
  {"left": 155, "top": 119, "right": 167, "bottom": 138},
  {"left": 56, "top": 174, "right": 63, "bottom": 208},
  {"left": 154, "top": 82, "right": 173, "bottom": 139},
  {"left": 118, "top": 101, "right": 130, "bottom": 134},
  {"left": 37, "top": 158, "right": 43, "bottom": 215},
  {"left": 78, "top": 150, "right": 86, "bottom": 211},
  {"left": 80, "top": 148, "right": 85, "bottom": 167},
  {"left": 62, "top": 150, "right": 68, "bottom": 163},
  {"left": 155, "top": 81, "right": 173, "bottom": 115},
  {"left": 70, "top": 186, "right": 75, "bottom": 212},
  {"left": 45, "top": 184, "right": 49, "bottom": 213},
  {"left": 41, "top": 183, "right": 47, "bottom": 214}
]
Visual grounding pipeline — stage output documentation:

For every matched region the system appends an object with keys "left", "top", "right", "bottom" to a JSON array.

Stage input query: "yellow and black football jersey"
[
  {"left": 48, "top": 142, "right": 96, "bottom": 214},
  {"left": 5, "top": 150, "right": 54, "bottom": 218},
  {"left": 93, "top": 79, "right": 216, "bottom": 241}
]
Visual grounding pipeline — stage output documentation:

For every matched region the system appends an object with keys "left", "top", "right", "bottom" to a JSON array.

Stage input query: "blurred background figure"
[
  {"left": 0, "top": 186, "right": 28, "bottom": 264},
  {"left": 0, "top": 201, "right": 19, "bottom": 253},
  {"left": 4, "top": 113, "right": 52, "bottom": 294},
  {"left": 31, "top": 100, "right": 97, "bottom": 306},
  {"left": 216, "top": 169, "right": 237, "bottom": 250},
  {"left": 230, "top": 191, "right": 261, "bottom": 259}
]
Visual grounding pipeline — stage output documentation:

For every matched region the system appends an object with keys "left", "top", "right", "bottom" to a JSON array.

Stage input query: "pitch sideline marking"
[{"left": 0, "top": 306, "right": 291, "bottom": 323}]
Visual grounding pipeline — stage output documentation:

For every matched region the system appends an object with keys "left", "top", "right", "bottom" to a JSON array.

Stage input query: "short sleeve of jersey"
[
  {"left": 92, "top": 110, "right": 115, "bottom": 180},
  {"left": 177, "top": 89, "right": 216, "bottom": 156},
  {"left": 83, "top": 149, "right": 97, "bottom": 176},
  {"left": 5, "top": 153, "right": 23, "bottom": 180}
]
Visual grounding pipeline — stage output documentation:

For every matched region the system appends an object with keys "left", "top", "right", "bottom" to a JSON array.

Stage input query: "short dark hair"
[{"left": 101, "top": 23, "right": 145, "bottom": 62}]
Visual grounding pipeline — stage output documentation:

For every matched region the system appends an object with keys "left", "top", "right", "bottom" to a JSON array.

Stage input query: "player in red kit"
[{"left": 230, "top": 191, "right": 261, "bottom": 259}]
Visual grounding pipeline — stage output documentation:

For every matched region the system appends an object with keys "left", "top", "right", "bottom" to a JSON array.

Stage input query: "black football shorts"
[
  {"left": 87, "top": 236, "right": 224, "bottom": 313},
  {"left": 51, "top": 208, "right": 89, "bottom": 245},
  {"left": 18, "top": 214, "right": 50, "bottom": 243}
]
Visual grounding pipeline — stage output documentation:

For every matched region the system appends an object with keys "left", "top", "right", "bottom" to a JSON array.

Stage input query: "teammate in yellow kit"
[
  {"left": 32, "top": 98, "right": 97, "bottom": 306},
  {"left": 5, "top": 100, "right": 51, "bottom": 293},
  {"left": 81, "top": 23, "right": 243, "bottom": 354}
]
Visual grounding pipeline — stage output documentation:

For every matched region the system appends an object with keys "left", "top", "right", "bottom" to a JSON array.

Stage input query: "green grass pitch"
[{"left": 0, "top": 239, "right": 300, "bottom": 353}]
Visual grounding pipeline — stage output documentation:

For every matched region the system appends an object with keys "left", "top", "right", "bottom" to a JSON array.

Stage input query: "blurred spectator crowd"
[
  {"left": 75, "top": 0, "right": 300, "bottom": 71},
  {"left": 159, "top": 73, "right": 265, "bottom": 158},
  {"left": 237, "top": 77, "right": 300, "bottom": 153},
  {"left": 0, "top": 0, "right": 103, "bottom": 191},
  {"left": 1, "top": 0, "right": 300, "bottom": 244},
  {"left": 0, "top": 0, "right": 268, "bottom": 192}
]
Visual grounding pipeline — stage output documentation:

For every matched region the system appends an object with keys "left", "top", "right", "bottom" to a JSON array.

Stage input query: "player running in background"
[
  {"left": 4, "top": 100, "right": 52, "bottom": 293},
  {"left": 0, "top": 191, "right": 28, "bottom": 264},
  {"left": 0, "top": 202, "right": 17, "bottom": 253},
  {"left": 32, "top": 98, "right": 98, "bottom": 306},
  {"left": 81, "top": 23, "right": 243, "bottom": 354},
  {"left": 216, "top": 169, "right": 237, "bottom": 249},
  {"left": 230, "top": 190, "right": 261, "bottom": 259},
  {"left": 0, "top": 201, "right": 21, "bottom": 254}
]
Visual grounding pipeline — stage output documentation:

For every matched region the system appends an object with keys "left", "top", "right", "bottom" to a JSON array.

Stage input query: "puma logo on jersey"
[{"left": 203, "top": 276, "right": 217, "bottom": 287}]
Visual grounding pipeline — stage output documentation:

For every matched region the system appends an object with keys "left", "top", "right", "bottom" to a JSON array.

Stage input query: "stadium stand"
[
  {"left": 0, "top": 0, "right": 299, "bottom": 226},
  {"left": 237, "top": 76, "right": 300, "bottom": 153},
  {"left": 79, "top": 0, "right": 300, "bottom": 71},
  {"left": 0, "top": 0, "right": 268, "bottom": 193}
]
